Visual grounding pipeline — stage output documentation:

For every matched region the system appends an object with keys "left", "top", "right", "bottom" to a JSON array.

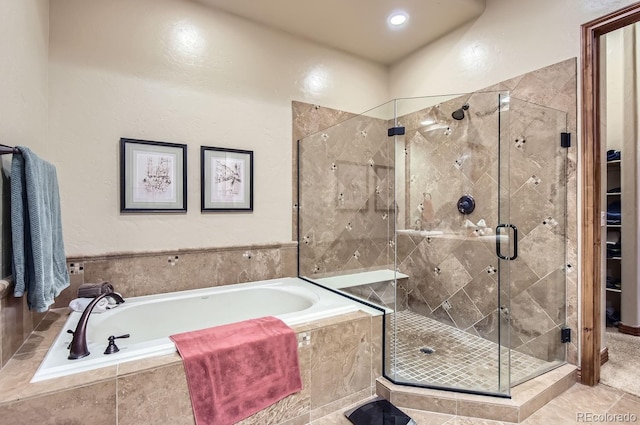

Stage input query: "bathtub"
[{"left": 31, "top": 277, "right": 382, "bottom": 383}]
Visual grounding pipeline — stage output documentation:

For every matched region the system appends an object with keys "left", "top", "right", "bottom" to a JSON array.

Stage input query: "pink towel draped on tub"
[{"left": 169, "top": 316, "right": 303, "bottom": 425}]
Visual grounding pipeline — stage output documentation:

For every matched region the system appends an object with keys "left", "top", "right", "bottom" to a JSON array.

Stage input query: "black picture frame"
[
  {"left": 201, "top": 146, "right": 253, "bottom": 212},
  {"left": 120, "top": 138, "right": 187, "bottom": 213}
]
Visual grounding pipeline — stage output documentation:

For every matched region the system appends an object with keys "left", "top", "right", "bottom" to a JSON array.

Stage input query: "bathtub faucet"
[{"left": 68, "top": 292, "right": 125, "bottom": 360}]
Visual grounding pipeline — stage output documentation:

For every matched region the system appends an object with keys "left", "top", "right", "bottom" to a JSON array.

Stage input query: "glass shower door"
[
  {"left": 386, "top": 92, "right": 511, "bottom": 396},
  {"left": 503, "top": 96, "right": 569, "bottom": 386}
]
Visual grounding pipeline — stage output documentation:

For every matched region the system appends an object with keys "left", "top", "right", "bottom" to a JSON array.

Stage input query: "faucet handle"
[
  {"left": 66, "top": 329, "right": 75, "bottom": 349},
  {"left": 104, "top": 334, "right": 130, "bottom": 355},
  {"left": 112, "top": 334, "right": 130, "bottom": 340}
]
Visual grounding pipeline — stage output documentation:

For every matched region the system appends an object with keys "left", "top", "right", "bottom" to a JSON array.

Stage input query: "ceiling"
[{"left": 194, "top": 0, "right": 487, "bottom": 65}]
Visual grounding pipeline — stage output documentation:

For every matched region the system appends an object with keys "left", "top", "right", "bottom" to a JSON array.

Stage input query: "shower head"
[{"left": 452, "top": 103, "right": 470, "bottom": 120}]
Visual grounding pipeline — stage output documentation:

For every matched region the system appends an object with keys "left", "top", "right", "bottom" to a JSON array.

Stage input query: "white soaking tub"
[{"left": 32, "top": 277, "right": 381, "bottom": 382}]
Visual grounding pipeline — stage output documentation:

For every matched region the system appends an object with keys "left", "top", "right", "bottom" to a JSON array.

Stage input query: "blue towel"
[{"left": 10, "top": 146, "right": 70, "bottom": 312}]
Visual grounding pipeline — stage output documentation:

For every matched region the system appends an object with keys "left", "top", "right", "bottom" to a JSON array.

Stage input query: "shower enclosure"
[{"left": 297, "top": 91, "right": 568, "bottom": 397}]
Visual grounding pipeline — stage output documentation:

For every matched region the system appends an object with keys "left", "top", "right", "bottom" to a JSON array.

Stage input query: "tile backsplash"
[
  {"left": 0, "top": 242, "right": 297, "bottom": 370},
  {"left": 63, "top": 242, "right": 297, "bottom": 302}
]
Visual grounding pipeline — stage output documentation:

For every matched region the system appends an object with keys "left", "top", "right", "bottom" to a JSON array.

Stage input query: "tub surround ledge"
[
  {"left": 66, "top": 241, "right": 298, "bottom": 262},
  {"left": 0, "top": 305, "right": 380, "bottom": 425}
]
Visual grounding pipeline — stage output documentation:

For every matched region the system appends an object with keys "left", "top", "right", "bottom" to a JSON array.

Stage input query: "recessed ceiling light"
[{"left": 388, "top": 11, "right": 409, "bottom": 28}]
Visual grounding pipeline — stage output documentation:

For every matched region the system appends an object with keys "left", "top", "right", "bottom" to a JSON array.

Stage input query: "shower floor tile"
[{"left": 386, "top": 310, "right": 552, "bottom": 393}]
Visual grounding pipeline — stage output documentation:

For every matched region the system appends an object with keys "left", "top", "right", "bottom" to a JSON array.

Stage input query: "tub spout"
[{"left": 68, "top": 292, "right": 125, "bottom": 360}]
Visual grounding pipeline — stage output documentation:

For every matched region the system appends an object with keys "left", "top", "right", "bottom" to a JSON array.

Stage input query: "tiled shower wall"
[
  {"left": 297, "top": 112, "right": 395, "bottom": 277},
  {"left": 293, "top": 58, "right": 578, "bottom": 365},
  {"left": 397, "top": 94, "right": 569, "bottom": 363}
]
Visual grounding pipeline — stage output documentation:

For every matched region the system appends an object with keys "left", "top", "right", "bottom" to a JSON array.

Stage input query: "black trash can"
[{"left": 345, "top": 397, "right": 416, "bottom": 425}]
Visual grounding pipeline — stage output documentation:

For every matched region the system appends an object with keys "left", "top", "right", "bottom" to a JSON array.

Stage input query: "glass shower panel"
[
  {"left": 497, "top": 92, "right": 512, "bottom": 393},
  {"left": 387, "top": 92, "right": 510, "bottom": 396},
  {"left": 505, "top": 97, "right": 568, "bottom": 386},
  {"left": 296, "top": 91, "right": 568, "bottom": 398},
  {"left": 297, "top": 101, "right": 397, "bottom": 309}
]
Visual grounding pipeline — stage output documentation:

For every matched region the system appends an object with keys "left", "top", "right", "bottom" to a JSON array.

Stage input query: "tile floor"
[
  {"left": 386, "top": 311, "right": 552, "bottom": 392},
  {"left": 312, "top": 383, "right": 640, "bottom": 424},
  {"left": 311, "top": 310, "right": 640, "bottom": 424}
]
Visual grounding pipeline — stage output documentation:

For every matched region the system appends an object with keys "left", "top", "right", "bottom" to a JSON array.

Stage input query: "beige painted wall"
[
  {"left": 17, "top": 0, "right": 640, "bottom": 260},
  {"left": 389, "top": 0, "right": 638, "bottom": 97},
  {"left": 0, "top": 0, "right": 48, "bottom": 150},
  {"left": 0, "top": 0, "right": 49, "bottom": 274},
  {"left": 48, "top": 0, "right": 389, "bottom": 256}
]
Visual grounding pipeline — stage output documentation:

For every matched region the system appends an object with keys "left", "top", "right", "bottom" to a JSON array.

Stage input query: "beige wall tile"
[
  {"left": 310, "top": 388, "right": 372, "bottom": 421},
  {"left": 117, "top": 363, "right": 194, "bottom": 425},
  {"left": 77, "top": 244, "right": 296, "bottom": 298},
  {"left": 1, "top": 289, "right": 27, "bottom": 368},
  {"left": 17, "top": 309, "right": 67, "bottom": 355},
  {"left": 518, "top": 369, "right": 576, "bottom": 420},
  {"left": 0, "top": 350, "right": 117, "bottom": 404},
  {"left": 116, "top": 353, "right": 182, "bottom": 376},
  {"left": 0, "top": 379, "right": 116, "bottom": 425},
  {"left": 239, "top": 343, "right": 311, "bottom": 425},
  {"left": 51, "top": 265, "right": 85, "bottom": 309},
  {"left": 309, "top": 316, "right": 372, "bottom": 409},
  {"left": 398, "top": 409, "right": 453, "bottom": 425},
  {"left": 391, "top": 390, "right": 457, "bottom": 415},
  {"left": 456, "top": 400, "right": 519, "bottom": 423},
  {"left": 279, "top": 413, "right": 311, "bottom": 425},
  {"left": 371, "top": 315, "right": 383, "bottom": 386}
]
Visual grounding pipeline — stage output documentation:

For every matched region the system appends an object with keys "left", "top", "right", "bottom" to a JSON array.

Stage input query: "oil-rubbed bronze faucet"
[{"left": 68, "top": 292, "right": 125, "bottom": 360}]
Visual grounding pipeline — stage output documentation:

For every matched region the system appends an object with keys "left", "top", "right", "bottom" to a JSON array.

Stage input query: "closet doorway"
[{"left": 581, "top": 1, "right": 640, "bottom": 386}]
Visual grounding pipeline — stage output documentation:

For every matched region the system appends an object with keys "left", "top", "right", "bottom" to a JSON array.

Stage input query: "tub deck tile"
[
  {"left": 0, "top": 348, "right": 117, "bottom": 405},
  {"left": 0, "top": 379, "right": 117, "bottom": 425}
]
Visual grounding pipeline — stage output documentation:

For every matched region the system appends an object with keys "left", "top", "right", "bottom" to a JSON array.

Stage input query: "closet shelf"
[{"left": 605, "top": 155, "right": 622, "bottom": 324}]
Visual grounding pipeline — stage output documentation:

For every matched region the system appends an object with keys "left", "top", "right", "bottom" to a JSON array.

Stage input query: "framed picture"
[
  {"left": 120, "top": 138, "right": 187, "bottom": 213},
  {"left": 201, "top": 146, "right": 253, "bottom": 212}
]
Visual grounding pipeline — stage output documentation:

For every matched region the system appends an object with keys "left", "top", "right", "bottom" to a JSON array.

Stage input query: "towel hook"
[{"left": 0, "top": 144, "right": 20, "bottom": 155}]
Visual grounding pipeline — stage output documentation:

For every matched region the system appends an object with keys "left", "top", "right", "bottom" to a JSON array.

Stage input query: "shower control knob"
[{"left": 457, "top": 195, "right": 475, "bottom": 215}]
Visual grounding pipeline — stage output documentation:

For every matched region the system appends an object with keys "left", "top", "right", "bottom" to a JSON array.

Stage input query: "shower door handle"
[{"left": 495, "top": 224, "right": 518, "bottom": 260}]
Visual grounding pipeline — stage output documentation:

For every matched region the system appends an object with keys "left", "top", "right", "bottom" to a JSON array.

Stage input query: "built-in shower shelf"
[
  {"left": 313, "top": 269, "right": 408, "bottom": 289},
  {"left": 396, "top": 230, "right": 444, "bottom": 237},
  {"left": 396, "top": 229, "right": 508, "bottom": 242}
]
